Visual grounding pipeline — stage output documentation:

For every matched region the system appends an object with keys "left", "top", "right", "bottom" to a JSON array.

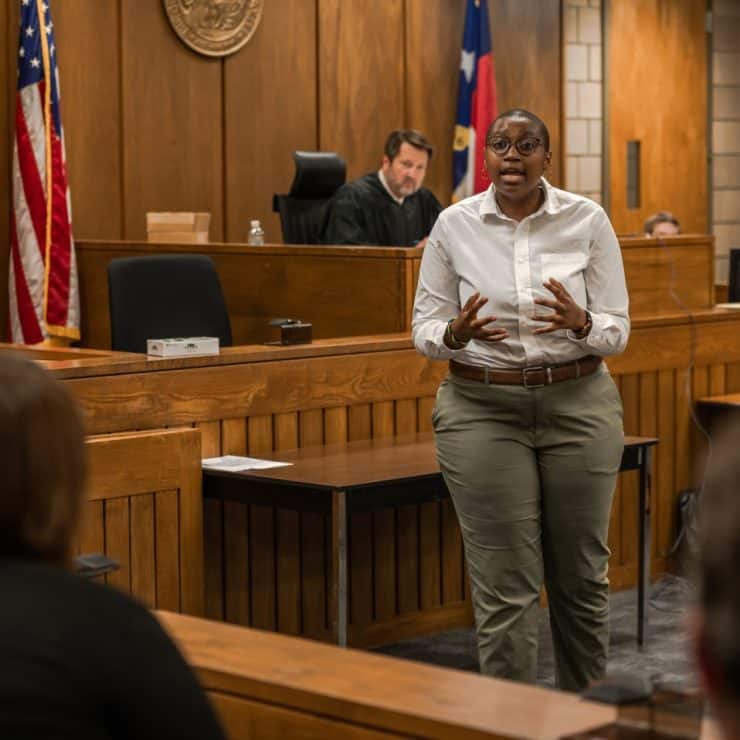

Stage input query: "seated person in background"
[
  {"left": 322, "top": 129, "right": 442, "bottom": 246},
  {"left": 644, "top": 210, "right": 680, "bottom": 237},
  {"left": 694, "top": 431, "right": 740, "bottom": 740},
  {"left": 0, "top": 354, "right": 225, "bottom": 740}
]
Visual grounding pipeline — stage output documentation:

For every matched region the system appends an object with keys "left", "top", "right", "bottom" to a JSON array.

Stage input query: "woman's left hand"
[{"left": 532, "top": 278, "right": 588, "bottom": 334}]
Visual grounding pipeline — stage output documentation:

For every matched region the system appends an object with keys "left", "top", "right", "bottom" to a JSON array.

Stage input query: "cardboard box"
[{"left": 146, "top": 212, "right": 210, "bottom": 244}]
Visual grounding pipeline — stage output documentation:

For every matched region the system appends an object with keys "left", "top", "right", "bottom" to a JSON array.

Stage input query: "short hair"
[
  {"left": 644, "top": 211, "right": 680, "bottom": 235},
  {"left": 699, "top": 430, "right": 740, "bottom": 700},
  {"left": 384, "top": 129, "right": 434, "bottom": 161},
  {"left": 486, "top": 108, "right": 551, "bottom": 152},
  {"left": 0, "top": 353, "right": 86, "bottom": 564}
]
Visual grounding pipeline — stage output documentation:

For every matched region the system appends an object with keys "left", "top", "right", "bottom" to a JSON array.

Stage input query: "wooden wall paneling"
[
  {"left": 224, "top": 0, "right": 318, "bottom": 243},
  {"left": 709, "top": 363, "right": 726, "bottom": 397},
  {"left": 395, "top": 398, "right": 418, "bottom": 435},
  {"left": 204, "top": 497, "right": 226, "bottom": 620},
  {"left": 155, "top": 490, "right": 181, "bottom": 611},
  {"left": 105, "top": 497, "right": 131, "bottom": 592},
  {"left": 223, "top": 500, "right": 250, "bottom": 626},
  {"left": 222, "top": 418, "right": 247, "bottom": 454},
  {"left": 417, "top": 396, "right": 435, "bottom": 433},
  {"left": 199, "top": 420, "right": 222, "bottom": 457},
  {"left": 318, "top": 0, "right": 405, "bottom": 179},
  {"left": 299, "top": 409, "right": 324, "bottom": 447},
  {"left": 372, "top": 400, "right": 397, "bottom": 622},
  {"left": 419, "top": 503, "right": 441, "bottom": 609},
  {"left": 78, "top": 501, "right": 105, "bottom": 557},
  {"left": 302, "top": 509, "right": 328, "bottom": 638},
  {"left": 638, "top": 372, "right": 658, "bottom": 560},
  {"left": 691, "top": 366, "right": 710, "bottom": 488},
  {"left": 606, "top": 0, "right": 707, "bottom": 234},
  {"left": 53, "top": 0, "right": 122, "bottom": 239},
  {"left": 620, "top": 374, "right": 639, "bottom": 568},
  {"left": 727, "top": 362, "right": 740, "bottom": 393},
  {"left": 203, "top": 416, "right": 226, "bottom": 619},
  {"left": 130, "top": 493, "right": 156, "bottom": 608},
  {"left": 120, "top": 3, "right": 223, "bottom": 240},
  {"left": 674, "top": 367, "right": 692, "bottom": 502},
  {"left": 350, "top": 510, "right": 374, "bottom": 628},
  {"left": 656, "top": 369, "right": 676, "bottom": 558},
  {"left": 274, "top": 412, "right": 301, "bottom": 635},
  {"left": 324, "top": 406, "right": 348, "bottom": 444},
  {"left": 397, "top": 505, "right": 420, "bottom": 614},
  {"left": 404, "top": 0, "right": 466, "bottom": 205},
  {"left": 489, "top": 0, "right": 562, "bottom": 186},
  {"left": 348, "top": 400, "right": 374, "bottom": 626},
  {"left": 248, "top": 415, "right": 277, "bottom": 630}
]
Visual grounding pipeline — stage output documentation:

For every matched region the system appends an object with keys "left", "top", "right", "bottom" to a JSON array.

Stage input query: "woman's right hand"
[{"left": 451, "top": 292, "right": 509, "bottom": 343}]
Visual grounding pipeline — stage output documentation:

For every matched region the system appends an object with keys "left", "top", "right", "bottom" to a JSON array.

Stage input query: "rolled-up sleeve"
[
  {"left": 412, "top": 218, "right": 467, "bottom": 359},
  {"left": 567, "top": 211, "right": 630, "bottom": 355}
]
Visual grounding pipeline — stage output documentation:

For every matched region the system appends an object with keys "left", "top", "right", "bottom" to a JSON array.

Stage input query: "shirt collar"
[
  {"left": 478, "top": 177, "right": 560, "bottom": 221},
  {"left": 377, "top": 169, "right": 405, "bottom": 205}
]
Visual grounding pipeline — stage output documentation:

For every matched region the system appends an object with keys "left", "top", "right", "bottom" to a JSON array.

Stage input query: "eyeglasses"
[{"left": 487, "top": 136, "right": 542, "bottom": 157}]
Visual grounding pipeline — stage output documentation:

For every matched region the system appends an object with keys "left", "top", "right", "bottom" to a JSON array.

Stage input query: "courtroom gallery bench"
[{"left": 157, "top": 610, "right": 618, "bottom": 740}]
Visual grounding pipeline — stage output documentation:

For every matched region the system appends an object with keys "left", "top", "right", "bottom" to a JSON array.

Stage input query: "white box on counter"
[{"left": 146, "top": 337, "right": 220, "bottom": 357}]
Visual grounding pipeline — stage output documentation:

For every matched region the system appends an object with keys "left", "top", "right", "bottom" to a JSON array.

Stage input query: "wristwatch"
[{"left": 573, "top": 310, "right": 592, "bottom": 339}]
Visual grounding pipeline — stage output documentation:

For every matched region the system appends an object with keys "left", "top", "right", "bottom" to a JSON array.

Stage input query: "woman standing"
[{"left": 412, "top": 109, "right": 629, "bottom": 692}]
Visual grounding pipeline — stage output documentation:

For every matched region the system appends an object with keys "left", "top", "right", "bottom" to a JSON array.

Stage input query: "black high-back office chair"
[
  {"left": 108, "top": 254, "right": 232, "bottom": 353},
  {"left": 272, "top": 151, "right": 346, "bottom": 244},
  {"left": 728, "top": 248, "right": 740, "bottom": 303}
]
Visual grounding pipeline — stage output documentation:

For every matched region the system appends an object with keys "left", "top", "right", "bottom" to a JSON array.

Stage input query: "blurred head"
[
  {"left": 0, "top": 354, "right": 86, "bottom": 565},
  {"left": 381, "top": 129, "right": 434, "bottom": 199},
  {"left": 645, "top": 211, "right": 680, "bottom": 237},
  {"left": 695, "top": 430, "right": 740, "bottom": 738},
  {"left": 484, "top": 109, "right": 552, "bottom": 212}
]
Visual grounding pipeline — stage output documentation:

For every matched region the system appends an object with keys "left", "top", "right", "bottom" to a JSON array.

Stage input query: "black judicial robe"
[{"left": 322, "top": 173, "right": 442, "bottom": 247}]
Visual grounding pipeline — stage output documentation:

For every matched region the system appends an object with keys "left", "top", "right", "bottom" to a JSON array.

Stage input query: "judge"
[{"left": 322, "top": 129, "right": 442, "bottom": 247}]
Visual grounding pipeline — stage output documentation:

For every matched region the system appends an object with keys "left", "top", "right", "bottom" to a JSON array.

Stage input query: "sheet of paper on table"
[{"left": 202, "top": 455, "right": 293, "bottom": 472}]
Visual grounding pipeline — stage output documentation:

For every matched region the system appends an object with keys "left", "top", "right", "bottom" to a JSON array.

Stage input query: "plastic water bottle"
[{"left": 247, "top": 219, "right": 264, "bottom": 246}]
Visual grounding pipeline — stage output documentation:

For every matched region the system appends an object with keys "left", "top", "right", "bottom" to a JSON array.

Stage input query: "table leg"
[
  {"left": 332, "top": 490, "right": 348, "bottom": 647},
  {"left": 637, "top": 447, "right": 653, "bottom": 649}
]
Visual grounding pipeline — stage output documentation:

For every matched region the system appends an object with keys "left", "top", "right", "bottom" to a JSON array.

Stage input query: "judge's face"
[
  {"left": 382, "top": 143, "right": 429, "bottom": 198},
  {"left": 651, "top": 221, "right": 680, "bottom": 238},
  {"left": 484, "top": 115, "right": 551, "bottom": 204}
]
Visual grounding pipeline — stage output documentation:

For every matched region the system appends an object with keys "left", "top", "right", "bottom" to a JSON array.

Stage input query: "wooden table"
[
  {"left": 696, "top": 393, "right": 740, "bottom": 436},
  {"left": 203, "top": 433, "right": 657, "bottom": 648}
]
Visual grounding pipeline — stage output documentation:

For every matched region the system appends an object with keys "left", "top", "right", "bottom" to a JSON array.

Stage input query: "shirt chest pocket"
[{"left": 540, "top": 251, "right": 589, "bottom": 308}]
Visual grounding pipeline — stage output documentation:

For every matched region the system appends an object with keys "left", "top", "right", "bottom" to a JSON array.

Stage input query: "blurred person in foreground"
[
  {"left": 0, "top": 353, "right": 225, "bottom": 740},
  {"left": 695, "top": 429, "right": 740, "bottom": 740}
]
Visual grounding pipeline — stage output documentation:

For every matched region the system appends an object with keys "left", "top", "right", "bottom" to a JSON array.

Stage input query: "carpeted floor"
[{"left": 375, "top": 576, "right": 697, "bottom": 690}]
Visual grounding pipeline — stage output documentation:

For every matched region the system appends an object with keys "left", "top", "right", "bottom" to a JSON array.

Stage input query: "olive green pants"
[{"left": 432, "top": 367, "right": 624, "bottom": 691}]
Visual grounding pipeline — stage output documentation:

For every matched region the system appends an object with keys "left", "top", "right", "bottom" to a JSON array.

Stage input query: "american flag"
[{"left": 9, "top": 0, "right": 79, "bottom": 344}]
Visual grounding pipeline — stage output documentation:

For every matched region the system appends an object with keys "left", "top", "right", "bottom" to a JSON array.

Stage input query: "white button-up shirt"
[{"left": 412, "top": 179, "right": 630, "bottom": 368}]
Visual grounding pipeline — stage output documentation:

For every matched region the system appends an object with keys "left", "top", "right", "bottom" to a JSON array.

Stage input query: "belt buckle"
[{"left": 522, "top": 365, "right": 551, "bottom": 389}]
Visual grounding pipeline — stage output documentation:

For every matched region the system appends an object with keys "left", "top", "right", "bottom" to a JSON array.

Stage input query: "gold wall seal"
[{"left": 163, "top": 0, "right": 263, "bottom": 57}]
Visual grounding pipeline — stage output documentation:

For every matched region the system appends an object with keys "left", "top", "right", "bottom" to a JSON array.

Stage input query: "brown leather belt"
[{"left": 449, "top": 356, "right": 602, "bottom": 388}]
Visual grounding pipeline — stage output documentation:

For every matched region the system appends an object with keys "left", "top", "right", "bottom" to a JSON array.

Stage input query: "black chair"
[
  {"left": 272, "top": 151, "right": 346, "bottom": 244},
  {"left": 108, "top": 254, "right": 232, "bottom": 353},
  {"left": 728, "top": 248, "right": 740, "bottom": 303}
]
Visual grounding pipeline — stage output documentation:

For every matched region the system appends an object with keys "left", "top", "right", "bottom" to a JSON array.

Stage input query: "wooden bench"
[
  {"left": 157, "top": 610, "right": 618, "bottom": 740},
  {"left": 203, "top": 433, "right": 657, "bottom": 647}
]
